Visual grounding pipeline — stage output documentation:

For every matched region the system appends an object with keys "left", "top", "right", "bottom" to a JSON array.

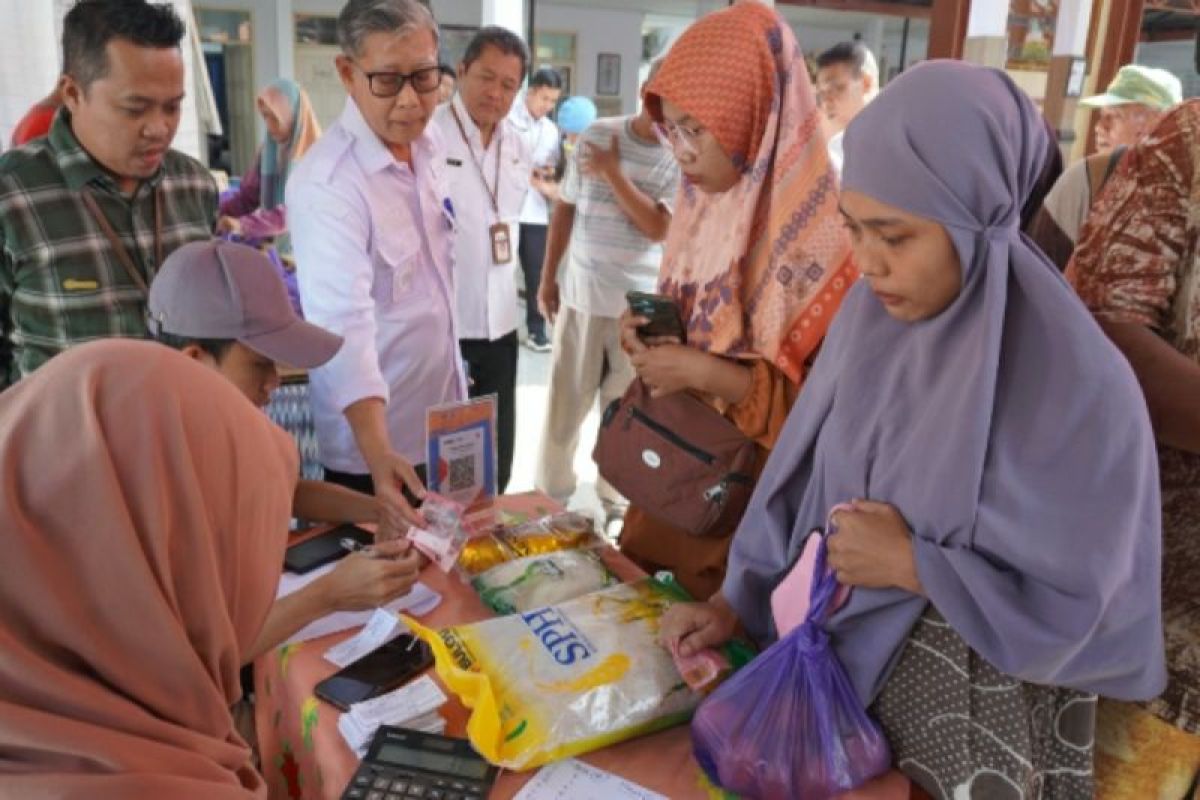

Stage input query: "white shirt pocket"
[
  {"left": 372, "top": 232, "right": 420, "bottom": 307},
  {"left": 502, "top": 158, "right": 532, "bottom": 222}
]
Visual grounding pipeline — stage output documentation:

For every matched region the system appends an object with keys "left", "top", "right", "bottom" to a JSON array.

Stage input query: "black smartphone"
[
  {"left": 283, "top": 523, "right": 372, "bottom": 574},
  {"left": 314, "top": 635, "right": 435, "bottom": 711},
  {"left": 626, "top": 290, "right": 685, "bottom": 341}
]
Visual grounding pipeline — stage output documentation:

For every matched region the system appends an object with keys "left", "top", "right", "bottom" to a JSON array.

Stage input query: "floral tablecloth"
[{"left": 253, "top": 492, "right": 721, "bottom": 800}]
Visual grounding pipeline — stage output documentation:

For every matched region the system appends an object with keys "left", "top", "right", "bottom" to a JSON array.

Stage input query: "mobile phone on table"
[
  {"left": 315, "top": 635, "right": 435, "bottom": 711},
  {"left": 626, "top": 290, "right": 685, "bottom": 342},
  {"left": 283, "top": 523, "right": 372, "bottom": 574}
]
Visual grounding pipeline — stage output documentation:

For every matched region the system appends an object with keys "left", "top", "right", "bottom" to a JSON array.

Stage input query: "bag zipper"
[{"left": 628, "top": 405, "right": 715, "bottom": 465}]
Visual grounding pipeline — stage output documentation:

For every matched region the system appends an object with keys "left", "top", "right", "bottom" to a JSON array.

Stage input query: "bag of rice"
[
  {"left": 457, "top": 511, "right": 602, "bottom": 576},
  {"left": 470, "top": 549, "right": 618, "bottom": 615},
  {"left": 408, "top": 577, "right": 750, "bottom": 770}
]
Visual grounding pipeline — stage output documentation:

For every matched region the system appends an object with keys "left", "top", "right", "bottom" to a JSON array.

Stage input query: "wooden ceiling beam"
[{"left": 776, "top": 0, "right": 932, "bottom": 20}]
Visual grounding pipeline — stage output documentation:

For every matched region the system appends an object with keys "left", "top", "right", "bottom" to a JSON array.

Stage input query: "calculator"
[{"left": 341, "top": 726, "right": 498, "bottom": 800}]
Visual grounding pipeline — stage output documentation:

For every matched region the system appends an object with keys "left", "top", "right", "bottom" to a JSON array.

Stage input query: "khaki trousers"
[{"left": 535, "top": 305, "right": 634, "bottom": 513}]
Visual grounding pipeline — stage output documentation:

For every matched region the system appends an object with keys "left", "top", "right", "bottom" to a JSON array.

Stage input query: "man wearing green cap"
[
  {"left": 1028, "top": 64, "right": 1184, "bottom": 269},
  {"left": 1081, "top": 64, "right": 1182, "bottom": 152}
]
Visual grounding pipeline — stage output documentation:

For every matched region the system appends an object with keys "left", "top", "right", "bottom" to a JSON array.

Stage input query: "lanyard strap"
[
  {"left": 81, "top": 187, "right": 162, "bottom": 296},
  {"left": 450, "top": 104, "right": 502, "bottom": 215}
]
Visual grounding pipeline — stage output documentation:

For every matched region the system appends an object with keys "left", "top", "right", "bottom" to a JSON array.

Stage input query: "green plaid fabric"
[{"left": 0, "top": 110, "right": 216, "bottom": 388}]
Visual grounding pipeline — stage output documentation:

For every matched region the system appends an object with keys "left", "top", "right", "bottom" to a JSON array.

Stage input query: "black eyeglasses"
[{"left": 353, "top": 63, "right": 442, "bottom": 98}]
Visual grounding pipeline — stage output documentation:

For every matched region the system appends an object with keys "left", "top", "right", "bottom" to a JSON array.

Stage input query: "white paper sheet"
[
  {"left": 276, "top": 564, "right": 441, "bottom": 646},
  {"left": 348, "top": 675, "right": 447, "bottom": 729},
  {"left": 323, "top": 608, "right": 408, "bottom": 668},
  {"left": 337, "top": 675, "right": 449, "bottom": 756},
  {"left": 513, "top": 760, "right": 667, "bottom": 800},
  {"left": 338, "top": 711, "right": 446, "bottom": 757}
]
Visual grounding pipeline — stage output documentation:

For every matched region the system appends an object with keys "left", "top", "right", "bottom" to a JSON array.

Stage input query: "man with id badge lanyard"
[{"left": 432, "top": 27, "right": 532, "bottom": 493}]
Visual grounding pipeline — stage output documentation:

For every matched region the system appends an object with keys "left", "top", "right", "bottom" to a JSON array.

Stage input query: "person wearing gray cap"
[{"left": 149, "top": 239, "right": 428, "bottom": 658}]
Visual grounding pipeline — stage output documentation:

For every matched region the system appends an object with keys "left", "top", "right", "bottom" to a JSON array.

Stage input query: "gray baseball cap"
[{"left": 147, "top": 240, "right": 342, "bottom": 369}]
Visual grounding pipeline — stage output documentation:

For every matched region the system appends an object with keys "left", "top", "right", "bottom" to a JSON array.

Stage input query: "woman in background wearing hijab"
[
  {"left": 663, "top": 61, "right": 1165, "bottom": 797},
  {"left": 218, "top": 78, "right": 321, "bottom": 244},
  {"left": 616, "top": 2, "right": 856, "bottom": 600},
  {"left": 0, "top": 340, "right": 298, "bottom": 799}
]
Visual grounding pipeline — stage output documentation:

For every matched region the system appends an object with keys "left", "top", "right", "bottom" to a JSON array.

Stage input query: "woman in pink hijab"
[{"left": 0, "top": 340, "right": 298, "bottom": 799}]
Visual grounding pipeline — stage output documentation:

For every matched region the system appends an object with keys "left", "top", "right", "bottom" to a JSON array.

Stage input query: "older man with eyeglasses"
[{"left": 286, "top": 0, "right": 465, "bottom": 521}]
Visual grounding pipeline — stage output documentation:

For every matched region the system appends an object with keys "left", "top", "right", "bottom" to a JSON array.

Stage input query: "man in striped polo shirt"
[
  {"left": 0, "top": 0, "right": 216, "bottom": 389},
  {"left": 534, "top": 62, "right": 680, "bottom": 533}
]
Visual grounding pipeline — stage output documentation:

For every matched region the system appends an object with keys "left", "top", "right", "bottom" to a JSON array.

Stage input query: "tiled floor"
[{"left": 507, "top": 337, "right": 608, "bottom": 529}]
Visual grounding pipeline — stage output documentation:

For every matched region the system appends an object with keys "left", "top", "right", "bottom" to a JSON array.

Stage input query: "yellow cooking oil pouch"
[{"left": 407, "top": 577, "right": 746, "bottom": 770}]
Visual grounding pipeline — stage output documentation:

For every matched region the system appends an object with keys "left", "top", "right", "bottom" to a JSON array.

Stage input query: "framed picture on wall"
[
  {"left": 1065, "top": 57, "right": 1087, "bottom": 98},
  {"left": 1006, "top": 0, "right": 1059, "bottom": 71},
  {"left": 596, "top": 52, "right": 621, "bottom": 96},
  {"left": 556, "top": 66, "right": 573, "bottom": 95}
]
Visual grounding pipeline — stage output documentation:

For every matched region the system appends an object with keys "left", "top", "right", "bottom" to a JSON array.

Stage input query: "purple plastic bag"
[
  {"left": 219, "top": 233, "right": 304, "bottom": 318},
  {"left": 691, "top": 534, "right": 891, "bottom": 800}
]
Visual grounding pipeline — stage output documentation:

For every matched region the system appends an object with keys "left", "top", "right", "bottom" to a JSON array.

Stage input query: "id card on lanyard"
[{"left": 450, "top": 105, "right": 512, "bottom": 266}]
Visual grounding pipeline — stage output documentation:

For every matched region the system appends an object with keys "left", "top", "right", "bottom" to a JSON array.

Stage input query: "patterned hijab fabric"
[
  {"left": 725, "top": 61, "right": 1167, "bottom": 705},
  {"left": 0, "top": 340, "right": 298, "bottom": 799},
  {"left": 259, "top": 79, "right": 321, "bottom": 210},
  {"left": 644, "top": 2, "right": 855, "bottom": 383}
]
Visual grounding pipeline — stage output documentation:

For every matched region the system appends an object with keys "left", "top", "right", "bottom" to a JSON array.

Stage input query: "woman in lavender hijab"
[{"left": 661, "top": 61, "right": 1166, "bottom": 796}]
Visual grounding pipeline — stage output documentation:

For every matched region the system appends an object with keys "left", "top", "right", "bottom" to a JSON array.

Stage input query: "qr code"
[{"left": 447, "top": 455, "right": 475, "bottom": 492}]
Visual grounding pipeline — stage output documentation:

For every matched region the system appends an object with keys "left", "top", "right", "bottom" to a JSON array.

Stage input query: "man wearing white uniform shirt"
[
  {"left": 433, "top": 27, "right": 531, "bottom": 493},
  {"left": 509, "top": 67, "right": 563, "bottom": 352},
  {"left": 287, "top": 0, "right": 464, "bottom": 519},
  {"left": 814, "top": 41, "right": 878, "bottom": 175}
]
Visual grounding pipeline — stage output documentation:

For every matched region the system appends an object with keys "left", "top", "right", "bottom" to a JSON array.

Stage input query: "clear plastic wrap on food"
[
  {"left": 470, "top": 549, "right": 618, "bottom": 615},
  {"left": 457, "top": 511, "right": 603, "bottom": 576}
]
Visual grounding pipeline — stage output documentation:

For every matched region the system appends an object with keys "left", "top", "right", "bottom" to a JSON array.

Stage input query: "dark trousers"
[
  {"left": 459, "top": 331, "right": 518, "bottom": 493},
  {"left": 518, "top": 223, "right": 548, "bottom": 340},
  {"left": 323, "top": 463, "right": 427, "bottom": 508}
]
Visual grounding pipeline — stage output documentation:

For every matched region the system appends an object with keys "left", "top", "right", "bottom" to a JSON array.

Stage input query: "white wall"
[
  {"left": 199, "top": 0, "right": 284, "bottom": 122},
  {"left": 2, "top": 0, "right": 207, "bottom": 159},
  {"left": 535, "top": 4, "right": 644, "bottom": 114},
  {"left": 0, "top": 1, "right": 59, "bottom": 148},
  {"left": 777, "top": 6, "right": 930, "bottom": 81}
]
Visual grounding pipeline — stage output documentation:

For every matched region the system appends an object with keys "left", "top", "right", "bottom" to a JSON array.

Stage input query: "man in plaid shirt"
[{"left": 0, "top": 0, "right": 216, "bottom": 389}]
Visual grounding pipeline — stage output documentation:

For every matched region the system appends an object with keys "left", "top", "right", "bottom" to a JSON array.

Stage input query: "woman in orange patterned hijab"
[{"left": 618, "top": 1, "right": 854, "bottom": 599}]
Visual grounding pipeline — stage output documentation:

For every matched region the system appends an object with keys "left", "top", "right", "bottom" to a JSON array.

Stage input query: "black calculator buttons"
[
  {"left": 374, "top": 777, "right": 391, "bottom": 790},
  {"left": 428, "top": 791, "right": 444, "bottom": 800},
  {"left": 407, "top": 786, "right": 427, "bottom": 797},
  {"left": 366, "top": 792, "right": 384, "bottom": 800}
]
